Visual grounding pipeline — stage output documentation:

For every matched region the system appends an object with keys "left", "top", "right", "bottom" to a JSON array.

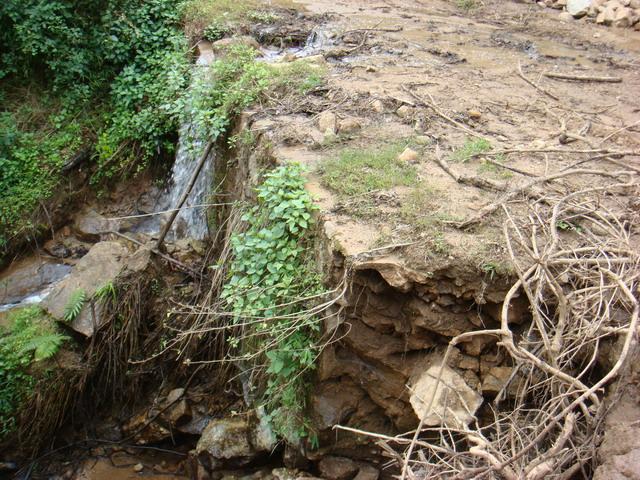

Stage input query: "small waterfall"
[
  {"left": 163, "top": 124, "right": 215, "bottom": 240},
  {"left": 156, "top": 41, "right": 217, "bottom": 241}
]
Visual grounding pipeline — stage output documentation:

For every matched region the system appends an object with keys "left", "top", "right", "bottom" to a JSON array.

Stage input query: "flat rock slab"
[{"left": 41, "top": 241, "right": 131, "bottom": 337}]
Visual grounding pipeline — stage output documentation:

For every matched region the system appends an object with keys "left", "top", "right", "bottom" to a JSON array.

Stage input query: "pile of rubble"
[{"left": 539, "top": 0, "right": 640, "bottom": 28}]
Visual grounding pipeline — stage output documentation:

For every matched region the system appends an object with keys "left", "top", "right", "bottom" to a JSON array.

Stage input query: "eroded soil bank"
[{"left": 1, "top": 0, "right": 639, "bottom": 479}]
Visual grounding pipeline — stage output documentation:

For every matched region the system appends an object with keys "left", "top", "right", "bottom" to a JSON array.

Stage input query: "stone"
[
  {"left": 317, "top": 456, "right": 359, "bottom": 480},
  {"left": 398, "top": 147, "right": 419, "bottom": 163},
  {"left": 414, "top": 135, "right": 431, "bottom": 145},
  {"left": 353, "top": 465, "right": 379, "bottom": 480},
  {"left": 371, "top": 99, "right": 385, "bottom": 113},
  {"left": 409, "top": 364, "right": 483, "bottom": 428},
  {"left": 613, "top": 6, "right": 634, "bottom": 26},
  {"left": 567, "top": 0, "right": 592, "bottom": 17},
  {"left": 396, "top": 105, "right": 415, "bottom": 119},
  {"left": 468, "top": 109, "right": 482, "bottom": 120},
  {"left": 0, "top": 257, "right": 71, "bottom": 306},
  {"left": 559, "top": 11, "right": 574, "bottom": 20},
  {"left": 317, "top": 111, "right": 337, "bottom": 135},
  {"left": 481, "top": 366, "right": 517, "bottom": 396},
  {"left": 338, "top": 118, "right": 362, "bottom": 134},
  {"left": 41, "top": 241, "right": 133, "bottom": 337},
  {"left": 73, "top": 208, "right": 120, "bottom": 241},
  {"left": 596, "top": 5, "right": 617, "bottom": 23},
  {"left": 196, "top": 415, "right": 275, "bottom": 466},
  {"left": 403, "top": 297, "right": 476, "bottom": 337},
  {"left": 133, "top": 463, "right": 144, "bottom": 472},
  {"left": 196, "top": 417, "right": 254, "bottom": 461}
]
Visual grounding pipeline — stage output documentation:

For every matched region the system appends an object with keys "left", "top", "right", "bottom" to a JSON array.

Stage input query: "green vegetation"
[
  {"left": 0, "top": 307, "right": 67, "bottom": 436},
  {"left": 0, "top": 0, "right": 191, "bottom": 253},
  {"left": 63, "top": 289, "right": 86, "bottom": 322},
  {"left": 456, "top": 0, "right": 479, "bottom": 11},
  {"left": 222, "top": 164, "right": 325, "bottom": 445},
  {"left": 320, "top": 143, "right": 419, "bottom": 196},
  {"left": 450, "top": 137, "right": 491, "bottom": 163},
  {"left": 0, "top": 0, "right": 325, "bottom": 257},
  {"left": 182, "top": 0, "right": 279, "bottom": 42}
]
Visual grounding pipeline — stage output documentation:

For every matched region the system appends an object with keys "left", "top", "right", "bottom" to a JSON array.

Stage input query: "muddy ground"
[{"left": 6, "top": 0, "right": 640, "bottom": 478}]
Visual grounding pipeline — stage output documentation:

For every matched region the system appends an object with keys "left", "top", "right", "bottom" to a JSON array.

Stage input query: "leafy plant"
[
  {"left": 450, "top": 137, "right": 491, "bottom": 163},
  {"left": 63, "top": 289, "right": 86, "bottom": 322},
  {"left": 222, "top": 163, "right": 324, "bottom": 444},
  {"left": 0, "top": 307, "right": 68, "bottom": 436},
  {"left": 94, "top": 281, "right": 117, "bottom": 304},
  {"left": 456, "top": 0, "right": 478, "bottom": 11}
]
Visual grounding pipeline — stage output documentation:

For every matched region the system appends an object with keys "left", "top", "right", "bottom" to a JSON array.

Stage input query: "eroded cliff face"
[{"left": 306, "top": 241, "right": 530, "bottom": 460}]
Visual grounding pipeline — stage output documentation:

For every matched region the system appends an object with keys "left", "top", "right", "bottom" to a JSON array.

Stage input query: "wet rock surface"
[{"left": 41, "top": 241, "right": 146, "bottom": 336}]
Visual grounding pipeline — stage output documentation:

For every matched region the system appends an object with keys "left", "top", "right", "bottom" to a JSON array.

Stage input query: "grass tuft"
[
  {"left": 450, "top": 137, "right": 491, "bottom": 163},
  {"left": 320, "top": 144, "right": 418, "bottom": 196}
]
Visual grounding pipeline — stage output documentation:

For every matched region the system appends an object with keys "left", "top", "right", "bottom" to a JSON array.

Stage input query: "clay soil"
[{"left": 265, "top": 0, "right": 640, "bottom": 272}]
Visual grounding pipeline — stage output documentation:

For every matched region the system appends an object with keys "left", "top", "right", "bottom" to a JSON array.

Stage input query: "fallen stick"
[
  {"left": 543, "top": 72, "right": 622, "bottom": 83},
  {"left": 434, "top": 147, "right": 507, "bottom": 192},
  {"left": 517, "top": 62, "right": 559, "bottom": 101}
]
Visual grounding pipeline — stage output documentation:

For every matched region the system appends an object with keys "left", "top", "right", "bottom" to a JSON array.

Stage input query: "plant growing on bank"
[
  {"left": 222, "top": 163, "right": 325, "bottom": 445},
  {"left": 0, "top": 307, "right": 68, "bottom": 437}
]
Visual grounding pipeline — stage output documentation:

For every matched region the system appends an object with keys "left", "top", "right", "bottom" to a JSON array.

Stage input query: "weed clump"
[
  {"left": 320, "top": 143, "right": 419, "bottom": 196},
  {"left": 222, "top": 163, "right": 326, "bottom": 445},
  {"left": 450, "top": 137, "right": 491, "bottom": 162},
  {"left": 0, "top": 307, "right": 67, "bottom": 437}
]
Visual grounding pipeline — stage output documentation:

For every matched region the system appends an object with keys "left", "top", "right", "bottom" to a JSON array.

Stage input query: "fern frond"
[
  {"left": 94, "top": 281, "right": 117, "bottom": 303},
  {"left": 63, "top": 289, "right": 86, "bottom": 322},
  {"left": 20, "top": 333, "right": 69, "bottom": 361}
]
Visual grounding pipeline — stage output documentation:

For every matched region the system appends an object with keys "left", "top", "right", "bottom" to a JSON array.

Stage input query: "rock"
[
  {"left": 338, "top": 118, "right": 361, "bottom": 134},
  {"left": 41, "top": 241, "right": 136, "bottom": 337},
  {"left": 613, "top": 6, "right": 634, "bottom": 26},
  {"left": 467, "top": 109, "right": 482, "bottom": 120},
  {"left": 559, "top": 11, "right": 574, "bottom": 20},
  {"left": 567, "top": 0, "right": 592, "bottom": 17},
  {"left": 0, "top": 257, "right": 71, "bottom": 305},
  {"left": 481, "top": 366, "right": 517, "bottom": 396},
  {"left": 317, "top": 111, "right": 337, "bottom": 135},
  {"left": 353, "top": 465, "right": 379, "bottom": 480},
  {"left": 73, "top": 209, "right": 120, "bottom": 241},
  {"left": 161, "top": 388, "right": 191, "bottom": 426},
  {"left": 317, "top": 456, "right": 359, "bottom": 480},
  {"left": 414, "top": 135, "right": 431, "bottom": 145},
  {"left": 371, "top": 99, "right": 385, "bottom": 113},
  {"left": 197, "top": 417, "right": 253, "bottom": 461},
  {"left": 398, "top": 147, "right": 419, "bottom": 163},
  {"left": 196, "top": 415, "right": 276, "bottom": 466},
  {"left": 272, "top": 468, "right": 299, "bottom": 480},
  {"left": 596, "top": 5, "right": 617, "bottom": 23},
  {"left": 404, "top": 297, "right": 476, "bottom": 337},
  {"left": 133, "top": 463, "right": 144, "bottom": 472},
  {"left": 409, "top": 364, "right": 483, "bottom": 428},
  {"left": 396, "top": 105, "right": 415, "bottom": 119}
]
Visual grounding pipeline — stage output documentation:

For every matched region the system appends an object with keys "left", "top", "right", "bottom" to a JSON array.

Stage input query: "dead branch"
[
  {"left": 517, "top": 62, "right": 559, "bottom": 101},
  {"left": 544, "top": 72, "right": 623, "bottom": 83}
]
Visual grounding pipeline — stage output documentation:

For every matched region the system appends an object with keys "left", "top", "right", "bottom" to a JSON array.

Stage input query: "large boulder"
[
  {"left": 0, "top": 257, "right": 71, "bottom": 306},
  {"left": 409, "top": 363, "right": 483, "bottom": 428},
  {"left": 41, "top": 241, "right": 140, "bottom": 336},
  {"left": 567, "top": 0, "right": 591, "bottom": 17}
]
